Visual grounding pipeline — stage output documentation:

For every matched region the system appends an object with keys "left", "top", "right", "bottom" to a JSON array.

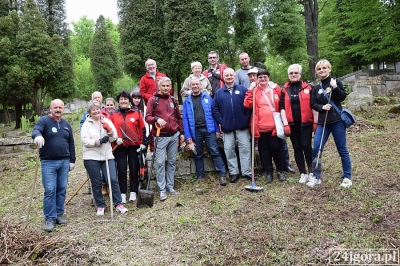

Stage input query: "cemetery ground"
[{"left": 0, "top": 105, "right": 399, "bottom": 265}]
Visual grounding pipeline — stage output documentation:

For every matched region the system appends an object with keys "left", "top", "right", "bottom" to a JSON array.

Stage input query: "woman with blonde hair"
[{"left": 307, "top": 59, "right": 352, "bottom": 188}]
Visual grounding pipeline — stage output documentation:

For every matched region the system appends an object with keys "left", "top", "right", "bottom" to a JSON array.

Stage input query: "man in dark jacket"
[
  {"left": 145, "top": 77, "right": 185, "bottom": 201},
  {"left": 32, "top": 99, "right": 76, "bottom": 232},
  {"left": 212, "top": 68, "right": 252, "bottom": 183}
]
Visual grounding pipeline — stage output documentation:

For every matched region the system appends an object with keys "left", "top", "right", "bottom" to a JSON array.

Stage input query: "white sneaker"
[
  {"left": 121, "top": 193, "right": 126, "bottom": 203},
  {"left": 306, "top": 175, "right": 322, "bottom": 188},
  {"left": 129, "top": 192, "right": 137, "bottom": 202},
  {"left": 116, "top": 204, "right": 128, "bottom": 214},
  {"left": 96, "top": 207, "right": 105, "bottom": 216},
  {"left": 340, "top": 178, "right": 352, "bottom": 188},
  {"left": 299, "top": 173, "right": 309, "bottom": 184}
]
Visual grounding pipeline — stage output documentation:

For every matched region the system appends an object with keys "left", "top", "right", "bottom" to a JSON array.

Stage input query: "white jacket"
[{"left": 81, "top": 115, "right": 118, "bottom": 161}]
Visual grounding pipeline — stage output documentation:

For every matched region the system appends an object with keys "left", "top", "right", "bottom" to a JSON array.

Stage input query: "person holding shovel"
[
  {"left": 110, "top": 91, "right": 147, "bottom": 203},
  {"left": 32, "top": 99, "right": 76, "bottom": 232},
  {"left": 308, "top": 59, "right": 352, "bottom": 188},
  {"left": 81, "top": 100, "right": 128, "bottom": 216}
]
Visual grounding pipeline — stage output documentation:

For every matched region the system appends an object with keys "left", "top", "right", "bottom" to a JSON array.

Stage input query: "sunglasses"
[
  {"left": 289, "top": 72, "right": 299, "bottom": 75},
  {"left": 317, "top": 67, "right": 328, "bottom": 71}
]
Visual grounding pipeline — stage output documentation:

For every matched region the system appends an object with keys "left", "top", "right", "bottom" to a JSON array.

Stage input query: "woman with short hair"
[
  {"left": 81, "top": 100, "right": 128, "bottom": 216},
  {"left": 180, "top": 61, "right": 212, "bottom": 100}
]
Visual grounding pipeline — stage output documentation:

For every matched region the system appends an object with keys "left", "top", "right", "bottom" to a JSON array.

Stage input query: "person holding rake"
[{"left": 308, "top": 59, "right": 352, "bottom": 188}]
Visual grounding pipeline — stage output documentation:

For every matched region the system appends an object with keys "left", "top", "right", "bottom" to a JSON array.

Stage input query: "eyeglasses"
[
  {"left": 289, "top": 72, "right": 299, "bottom": 75},
  {"left": 208, "top": 56, "right": 217, "bottom": 59},
  {"left": 317, "top": 67, "right": 328, "bottom": 71}
]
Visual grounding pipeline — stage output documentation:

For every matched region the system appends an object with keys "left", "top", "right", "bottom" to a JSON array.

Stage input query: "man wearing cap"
[{"left": 235, "top": 52, "right": 256, "bottom": 88}]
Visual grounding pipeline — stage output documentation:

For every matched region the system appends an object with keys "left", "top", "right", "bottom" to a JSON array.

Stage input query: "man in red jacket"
[
  {"left": 145, "top": 77, "right": 185, "bottom": 201},
  {"left": 139, "top": 59, "right": 167, "bottom": 104}
]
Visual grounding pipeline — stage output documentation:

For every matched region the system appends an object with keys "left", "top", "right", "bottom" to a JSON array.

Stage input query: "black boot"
[
  {"left": 278, "top": 172, "right": 286, "bottom": 182},
  {"left": 230, "top": 174, "right": 240, "bottom": 183}
]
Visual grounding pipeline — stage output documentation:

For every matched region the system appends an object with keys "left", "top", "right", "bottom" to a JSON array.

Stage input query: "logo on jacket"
[
  {"left": 204, "top": 99, "right": 209, "bottom": 104},
  {"left": 170, "top": 102, "right": 174, "bottom": 108},
  {"left": 235, "top": 90, "right": 240, "bottom": 94},
  {"left": 52, "top": 127, "right": 57, "bottom": 133},
  {"left": 130, "top": 118, "right": 136, "bottom": 122},
  {"left": 304, "top": 89, "right": 309, "bottom": 94}
]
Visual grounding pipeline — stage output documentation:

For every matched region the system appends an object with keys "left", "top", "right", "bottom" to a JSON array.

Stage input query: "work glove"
[
  {"left": 102, "top": 123, "right": 112, "bottom": 133},
  {"left": 116, "top": 138, "right": 123, "bottom": 145},
  {"left": 99, "top": 136, "right": 109, "bottom": 144},
  {"left": 140, "top": 144, "right": 147, "bottom": 151},
  {"left": 34, "top": 136, "right": 45, "bottom": 148},
  {"left": 69, "top": 163, "right": 75, "bottom": 171},
  {"left": 313, "top": 123, "right": 318, "bottom": 133},
  {"left": 330, "top": 78, "right": 337, "bottom": 89},
  {"left": 284, "top": 125, "right": 291, "bottom": 137}
]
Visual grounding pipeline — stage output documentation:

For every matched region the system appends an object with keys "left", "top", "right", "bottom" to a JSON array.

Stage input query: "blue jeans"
[
  {"left": 194, "top": 128, "right": 226, "bottom": 178},
  {"left": 41, "top": 159, "right": 70, "bottom": 222},
  {"left": 84, "top": 159, "right": 122, "bottom": 208},
  {"left": 312, "top": 121, "right": 352, "bottom": 179}
]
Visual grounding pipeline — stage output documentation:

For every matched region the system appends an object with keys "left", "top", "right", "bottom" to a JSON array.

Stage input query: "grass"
[{"left": 0, "top": 105, "right": 399, "bottom": 265}]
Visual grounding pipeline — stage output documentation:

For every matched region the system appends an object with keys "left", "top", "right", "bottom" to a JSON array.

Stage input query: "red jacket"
[
  {"left": 109, "top": 108, "right": 145, "bottom": 147},
  {"left": 139, "top": 70, "right": 170, "bottom": 103},
  {"left": 243, "top": 84, "right": 282, "bottom": 138},
  {"left": 145, "top": 93, "right": 183, "bottom": 136},
  {"left": 282, "top": 81, "right": 314, "bottom": 124}
]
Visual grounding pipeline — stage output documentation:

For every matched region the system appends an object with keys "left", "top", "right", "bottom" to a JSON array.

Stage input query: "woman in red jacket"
[
  {"left": 280, "top": 64, "right": 318, "bottom": 184},
  {"left": 110, "top": 91, "right": 146, "bottom": 203},
  {"left": 243, "top": 69, "right": 285, "bottom": 183}
]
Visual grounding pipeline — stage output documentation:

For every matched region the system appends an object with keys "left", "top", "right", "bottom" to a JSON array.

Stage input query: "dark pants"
[
  {"left": 113, "top": 146, "right": 140, "bottom": 194},
  {"left": 290, "top": 122, "right": 313, "bottom": 174},
  {"left": 84, "top": 159, "right": 122, "bottom": 208},
  {"left": 194, "top": 128, "right": 226, "bottom": 178},
  {"left": 258, "top": 132, "right": 283, "bottom": 174},
  {"left": 281, "top": 140, "right": 290, "bottom": 169}
]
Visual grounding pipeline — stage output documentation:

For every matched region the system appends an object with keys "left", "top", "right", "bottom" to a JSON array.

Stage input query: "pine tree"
[{"left": 89, "top": 15, "right": 122, "bottom": 97}]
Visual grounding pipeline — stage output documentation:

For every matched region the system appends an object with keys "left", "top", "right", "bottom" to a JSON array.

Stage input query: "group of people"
[{"left": 31, "top": 51, "right": 352, "bottom": 232}]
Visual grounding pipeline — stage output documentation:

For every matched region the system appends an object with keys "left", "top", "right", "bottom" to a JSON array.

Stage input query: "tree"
[
  {"left": 89, "top": 15, "right": 122, "bottom": 97},
  {"left": 162, "top": 0, "right": 217, "bottom": 103},
  {"left": 36, "top": 0, "right": 70, "bottom": 42},
  {"left": 118, "top": 0, "right": 167, "bottom": 80},
  {"left": 70, "top": 16, "right": 95, "bottom": 59},
  {"left": 233, "top": 0, "right": 266, "bottom": 65},
  {"left": 263, "top": 0, "right": 307, "bottom": 66},
  {"left": 16, "top": 0, "right": 74, "bottom": 117}
]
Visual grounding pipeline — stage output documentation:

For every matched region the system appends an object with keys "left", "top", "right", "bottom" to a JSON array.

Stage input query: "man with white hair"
[{"left": 140, "top": 59, "right": 168, "bottom": 104}]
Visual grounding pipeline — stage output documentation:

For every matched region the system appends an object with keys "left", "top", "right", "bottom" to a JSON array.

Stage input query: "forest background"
[{"left": 0, "top": 0, "right": 399, "bottom": 128}]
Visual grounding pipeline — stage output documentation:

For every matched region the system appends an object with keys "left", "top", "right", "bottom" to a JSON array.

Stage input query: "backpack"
[{"left": 153, "top": 95, "right": 179, "bottom": 121}]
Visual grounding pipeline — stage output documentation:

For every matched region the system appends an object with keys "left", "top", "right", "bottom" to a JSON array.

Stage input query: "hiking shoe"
[
  {"left": 56, "top": 215, "right": 67, "bottom": 225},
  {"left": 306, "top": 175, "right": 321, "bottom": 188},
  {"left": 220, "top": 176, "right": 227, "bottom": 186},
  {"left": 299, "top": 173, "right": 309, "bottom": 184},
  {"left": 277, "top": 172, "right": 286, "bottom": 182},
  {"left": 121, "top": 193, "right": 126, "bottom": 203},
  {"left": 129, "top": 192, "right": 137, "bottom": 202},
  {"left": 44, "top": 221, "right": 55, "bottom": 232},
  {"left": 340, "top": 178, "right": 352, "bottom": 188},
  {"left": 167, "top": 188, "right": 179, "bottom": 195},
  {"left": 116, "top": 204, "right": 128, "bottom": 214},
  {"left": 160, "top": 191, "right": 167, "bottom": 201},
  {"left": 96, "top": 207, "right": 105, "bottom": 216}
]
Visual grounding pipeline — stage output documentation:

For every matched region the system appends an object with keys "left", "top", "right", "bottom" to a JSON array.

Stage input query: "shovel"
[{"left": 137, "top": 123, "right": 161, "bottom": 208}]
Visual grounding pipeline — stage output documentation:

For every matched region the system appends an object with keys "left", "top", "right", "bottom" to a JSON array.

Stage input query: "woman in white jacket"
[{"left": 81, "top": 100, "right": 128, "bottom": 216}]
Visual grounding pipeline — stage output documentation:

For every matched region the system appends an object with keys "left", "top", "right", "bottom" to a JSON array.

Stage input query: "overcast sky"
[{"left": 65, "top": 0, "right": 119, "bottom": 26}]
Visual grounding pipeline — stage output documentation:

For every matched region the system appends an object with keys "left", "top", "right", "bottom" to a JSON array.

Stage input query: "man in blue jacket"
[
  {"left": 183, "top": 78, "right": 227, "bottom": 186},
  {"left": 212, "top": 68, "right": 252, "bottom": 183}
]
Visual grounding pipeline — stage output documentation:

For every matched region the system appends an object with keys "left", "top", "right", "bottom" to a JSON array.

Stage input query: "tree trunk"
[
  {"left": 2, "top": 102, "right": 11, "bottom": 124},
  {"left": 14, "top": 103, "right": 22, "bottom": 129},
  {"left": 176, "top": 73, "right": 182, "bottom": 105},
  {"left": 303, "top": 0, "right": 318, "bottom": 80}
]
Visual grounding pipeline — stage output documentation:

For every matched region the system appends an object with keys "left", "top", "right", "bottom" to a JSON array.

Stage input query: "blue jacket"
[
  {"left": 212, "top": 83, "right": 251, "bottom": 132},
  {"left": 183, "top": 92, "right": 219, "bottom": 140}
]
